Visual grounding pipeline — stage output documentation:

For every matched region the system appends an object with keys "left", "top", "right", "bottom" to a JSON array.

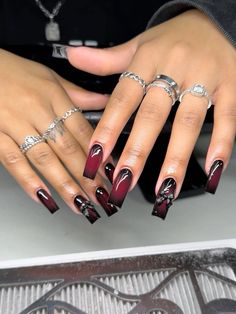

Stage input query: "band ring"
[
  {"left": 119, "top": 71, "right": 147, "bottom": 94},
  {"left": 146, "top": 81, "right": 177, "bottom": 106},
  {"left": 19, "top": 135, "right": 45, "bottom": 154},
  {"left": 154, "top": 74, "right": 180, "bottom": 99},
  {"left": 179, "top": 84, "right": 212, "bottom": 109}
]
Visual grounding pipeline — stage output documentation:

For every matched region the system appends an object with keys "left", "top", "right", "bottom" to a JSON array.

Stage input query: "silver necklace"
[{"left": 35, "top": 0, "right": 66, "bottom": 41}]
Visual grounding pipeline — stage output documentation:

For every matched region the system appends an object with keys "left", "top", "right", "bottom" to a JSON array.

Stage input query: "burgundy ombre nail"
[
  {"left": 152, "top": 178, "right": 176, "bottom": 220},
  {"left": 74, "top": 195, "right": 100, "bottom": 224},
  {"left": 108, "top": 168, "right": 133, "bottom": 208},
  {"left": 205, "top": 160, "right": 224, "bottom": 194},
  {"left": 104, "top": 163, "right": 115, "bottom": 184},
  {"left": 36, "top": 189, "right": 59, "bottom": 214},
  {"left": 96, "top": 187, "right": 118, "bottom": 217},
  {"left": 83, "top": 144, "right": 103, "bottom": 179}
]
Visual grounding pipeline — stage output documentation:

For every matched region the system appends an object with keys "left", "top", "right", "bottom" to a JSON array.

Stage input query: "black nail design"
[
  {"left": 152, "top": 178, "right": 176, "bottom": 220},
  {"left": 83, "top": 144, "right": 103, "bottom": 179},
  {"left": 74, "top": 195, "right": 100, "bottom": 224},
  {"left": 52, "top": 44, "right": 68, "bottom": 59},
  {"left": 108, "top": 168, "right": 133, "bottom": 208},
  {"left": 205, "top": 160, "right": 224, "bottom": 194},
  {"left": 96, "top": 187, "right": 118, "bottom": 217},
  {"left": 104, "top": 163, "right": 115, "bottom": 184},
  {"left": 36, "top": 189, "right": 59, "bottom": 214}
]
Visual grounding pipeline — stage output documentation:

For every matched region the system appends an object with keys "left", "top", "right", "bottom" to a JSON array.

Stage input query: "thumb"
[{"left": 67, "top": 37, "right": 139, "bottom": 76}]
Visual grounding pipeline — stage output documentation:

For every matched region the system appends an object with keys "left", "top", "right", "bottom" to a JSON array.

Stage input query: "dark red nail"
[
  {"left": 205, "top": 160, "right": 224, "bottom": 194},
  {"left": 36, "top": 189, "right": 59, "bottom": 214},
  {"left": 104, "top": 163, "right": 115, "bottom": 184},
  {"left": 96, "top": 187, "right": 118, "bottom": 217},
  {"left": 74, "top": 195, "right": 100, "bottom": 224},
  {"left": 83, "top": 144, "right": 103, "bottom": 179},
  {"left": 108, "top": 168, "right": 133, "bottom": 208},
  {"left": 152, "top": 178, "right": 176, "bottom": 220}
]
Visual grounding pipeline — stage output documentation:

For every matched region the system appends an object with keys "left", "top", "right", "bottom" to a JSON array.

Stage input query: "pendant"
[{"left": 45, "top": 20, "right": 60, "bottom": 41}]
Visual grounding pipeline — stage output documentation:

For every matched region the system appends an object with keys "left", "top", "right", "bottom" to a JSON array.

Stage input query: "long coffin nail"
[
  {"left": 74, "top": 195, "right": 100, "bottom": 224},
  {"left": 83, "top": 144, "right": 103, "bottom": 179},
  {"left": 96, "top": 187, "right": 118, "bottom": 217},
  {"left": 104, "top": 163, "right": 115, "bottom": 184},
  {"left": 36, "top": 189, "right": 59, "bottom": 214},
  {"left": 152, "top": 178, "right": 176, "bottom": 220},
  {"left": 108, "top": 168, "right": 133, "bottom": 208},
  {"left": 52, "top": 44, "right": 68, "bottom": 59},
  {"left": 205, "top": 160, "right": 224, "bottom": 194}
]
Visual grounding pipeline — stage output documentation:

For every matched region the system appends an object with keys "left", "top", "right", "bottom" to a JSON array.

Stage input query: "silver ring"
[
  {"left": 119, "top": 71, "right": 146, "bottom": 94},
  {"left": 146, "top": 81, "right": 177, "bottom": 106},
  {"left": 155, "top": 74, "right": 180, "bottom": 99},
  {"left": 19, "top": 135, "right": 45, "bottom": 154},
  {"left": 179, "top": 84, "right": 212, "bottom": 109},
  {"left": 42, "top": 117, "right": 64, "bottom": 142},
  {"left": 61, "top": 106, "right": 82, "bottom": 122}
]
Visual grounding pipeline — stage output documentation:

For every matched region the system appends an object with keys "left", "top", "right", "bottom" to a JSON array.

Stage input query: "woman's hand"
[
  {"left": 68, "top": 9, "right": 236, "bottom": 218},
  {"left": 0, "top": 49, "right": 117, "bottom": 223}
]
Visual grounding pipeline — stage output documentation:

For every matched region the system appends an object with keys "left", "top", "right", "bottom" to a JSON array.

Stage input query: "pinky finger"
[
  {"left": 205, "top": 94, "right": 236, "bottom": 194},
  {"left": 0, "top": 132, "right": 59, "bottom": 213}
]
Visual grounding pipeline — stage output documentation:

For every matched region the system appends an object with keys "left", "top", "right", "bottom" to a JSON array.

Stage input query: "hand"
[
  {"left": 68, "top": 9, "right": 236, "bottom": 218},
  {"left": 0, "top": 49, "right": 117, "bottom": 223}
]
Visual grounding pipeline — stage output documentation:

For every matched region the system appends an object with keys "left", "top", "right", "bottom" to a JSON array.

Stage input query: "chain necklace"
[{"left": 35, "top": 0, "right": 66, "bottom": 41}]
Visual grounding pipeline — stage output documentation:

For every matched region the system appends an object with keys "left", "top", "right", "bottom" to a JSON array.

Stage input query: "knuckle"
[
  {"left": 97, "top": 124, "right": 114, "bottom": 139},
  {"left": 176, "top": 111, "right": 202, "bottom": 129},
  {"left": 217, "top": 107, "right": 236, "bottom": 120},
  {"left": 56, "top": 179, "right": 77, "bottom": 197},
  {"left": 166, "top": 155, "right": 187, "bottom": 170},
  {"left": 169, "top": 41, "right": 191, "bottom": 60},
  {"left": 2, "top": 151, "right": 25, "bottom": 167},
  {"left": 111, "top": 90, "right": 132, "bottom": 110},
  {"left": 137, "top": 103, "right": 163, "bottom": 122},
  {"left": 45, "top": 80, "right": 61, "bottom": 97},
  {"left": 125, "top": 145, "right": 145, "bottom": 162},
  {"left": 58, "top": 137, "right": 79, "bottom": 156},
  {"left": 31, "top": 148, "right": 55, "bottom": 166},
  {"left": 76, "top": 121, "right": 92, "bottom": 137}
]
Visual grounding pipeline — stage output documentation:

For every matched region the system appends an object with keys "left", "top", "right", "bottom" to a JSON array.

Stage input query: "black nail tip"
[
  {"left": 96, "top": 187, "right": 118, "bottom": 216},
  {"left": 104, "top": 163, "right": 115, "bottom": 184},
  {"left": 36, "top": 189, "right": 60, "bottom": 214},
  {"left": 205, "top": 160, "right": 224, "bottom": 194},
  {"left": 74, "top": 195, "right": 100, "bottom": 224}
]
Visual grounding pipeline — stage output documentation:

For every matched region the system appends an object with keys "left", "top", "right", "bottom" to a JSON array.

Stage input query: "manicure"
[
  {"left": 83, "top": 144, "right": 103, "bottom": 179},
  {"left": 152, "top": 178, "right": 176, "bottom": 220},
  {"left": 108, "top": 168, "right": 133, "bottom": 208},
  {"left": 36, "top": 189, "right": 59, "bottom": 214},
  {"left": 205, "top": 160, "right": 224, "bottom": 194},
  {"left": 74, "top": 195, "right": 100, "bottom": 224},
  {"left": 104, "top": 163, "right": 115, "bottom": 184},
  {"left": 52, "top": 44, "right": 68, "bottom": 59},
  {"left": 96, "top": 187, "right": 118, "bottom": 217}
]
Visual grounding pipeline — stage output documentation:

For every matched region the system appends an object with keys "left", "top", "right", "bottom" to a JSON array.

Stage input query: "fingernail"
[
  {"left": 108, "top": 168, "right": 133, "bottom": 208},
  {"left": 205, "top": 160, "right": 224, "bottom": 194},
  {"left": 52, "top": 44, "right": 68, "bottom": 59},
  {"left": 36, "top": 189, "right": 59, "bottom": 214},
  {"left": 152, "top": 178, "right": 176, "bottom": 220},
  {"left": 83, "top": 144, "right": 103, "bottom": 179},
  {"left": 104, "top": 163, "right": 115, "bottom": 184},
  {"left": 74, "top": 195, "right": 100, "bottom": 224},
  {"left": 96, "top": 187, "right": 118, "bottom": 217}
]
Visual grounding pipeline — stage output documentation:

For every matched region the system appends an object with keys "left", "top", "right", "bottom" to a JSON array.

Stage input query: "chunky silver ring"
[
  {"left": 61, "top": 106, "right": 82, "bottom": 122},
  {"left": 155, "top": 74, "right": 180, "bottom": 99},
  {"left": 146, "top": 81, "right": 177, "bottom": 106},
  {"left": 19, "top": 135, "right": 45, "bottom": 154},
  {"left": 119, "top": 71, "right": 146, "bottom": 94},
  {"left": 179, "top": 84, "right": 212, "bottom": 109},
  {"left": 42, "top": 117, "right": 64, "bottom": 142}
]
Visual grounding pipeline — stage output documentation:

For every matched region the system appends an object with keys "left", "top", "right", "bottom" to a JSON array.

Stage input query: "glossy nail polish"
[
  {"left": 205, "top": 160, "right": 224, "bottom": 194},
  {"left": 74, "top": 195, "right": 100, "bottom": 224},
  {"left": 104, "top": 163, "right": 115, "bottom": 184},
  {"left": 36, "top": 189, "right": 59, "bottom": 214},
  {"left": 52, "top": 44, "right": 68, "bottom": 59},
  {"left": 108, "top": 168, "right": 133, "bottom": 208},
  {"left": 83, "top": 144, "right": 103, "bottom": 179},
  {"left": 152, "top": 178, "right": 176, "bottom": 220},
  {"left": 96, "top": 187, "right": 118, "bottom": 217}
]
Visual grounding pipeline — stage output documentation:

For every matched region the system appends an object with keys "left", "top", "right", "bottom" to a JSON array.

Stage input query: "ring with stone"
[
  {"left": 19, "top": 135, "right": 46, "bottom": 154},
  {"left": 155, "top": 74, "right": 180, "bottom": 99},
  {"left": 119, "top": 71, "right": 147, "bottom": 94},
  {"left": 179, "top": 84, "right": 212, "bottom": 109}
]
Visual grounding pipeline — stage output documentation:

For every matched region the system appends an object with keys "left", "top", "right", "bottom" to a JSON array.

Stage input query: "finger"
[
  {"left": 153, "top": 81, "right": 215, "bottom": 219},
  {"left": 205, "top": 86, "right": 236, "bottom": 194},
  {"left": 0, "top": 132, "right": 59, "bottom": 214}
]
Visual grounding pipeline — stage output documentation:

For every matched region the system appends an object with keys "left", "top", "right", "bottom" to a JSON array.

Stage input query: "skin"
[
  {"left": 0, "top": 48, "right": 110, "bottom": 213},
  {"left": 68, "top": 9, "right": 236, "bottom": 199}
]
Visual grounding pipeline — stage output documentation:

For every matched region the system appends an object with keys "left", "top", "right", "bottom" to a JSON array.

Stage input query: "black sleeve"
[{"left": 146, "top": 0, "right": 236, "bottom": 48}]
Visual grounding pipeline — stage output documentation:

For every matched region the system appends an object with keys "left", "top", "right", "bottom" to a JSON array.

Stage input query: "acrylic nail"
[
  {"left": 104, "top": 163, "right": 115, "bottom": 184},
  {"left": 152, "top": 178, "right": 176, "bottom": 220},
  {"left": 83, "top": 144, "right": 103, "bottom": 179},
  {"left": 96, "top": 187, "right": 118, "bottom": 217},
  {"left": 205, "top": 160, "right": 224, "bottom": 194},
  {"left": 74, "top": 195, "right": 100, "bottom": 224},
  {"left": 52, "top": 44, "right": 68, "bottom": 59},
  {"left": 36, "top": 189, "right": 59, "bottom": 214},
  {"left": 108, "top": 168, "right": 133, "bottom": 208}
]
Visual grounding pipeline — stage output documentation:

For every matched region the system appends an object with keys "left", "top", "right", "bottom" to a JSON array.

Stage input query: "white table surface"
[{"left": 0, "top": 134, "right": 235, "bottom": 262}]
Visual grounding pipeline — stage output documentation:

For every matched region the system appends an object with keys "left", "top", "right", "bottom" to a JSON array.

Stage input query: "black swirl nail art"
[
  {"left": 36, "top": 189, "right": 59, "bottom": 214},
  {"left": 96, "top": 187, "right": 118, "bottom": 217},
  {"left": 74, "top": 195, "right": 100, "bottom": 224},
  {"left": 205, "top": 160, "right": 224, "bottom": 194},
  {"left": 152, "top": 178, "right": 176, "bottom": 220}
]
